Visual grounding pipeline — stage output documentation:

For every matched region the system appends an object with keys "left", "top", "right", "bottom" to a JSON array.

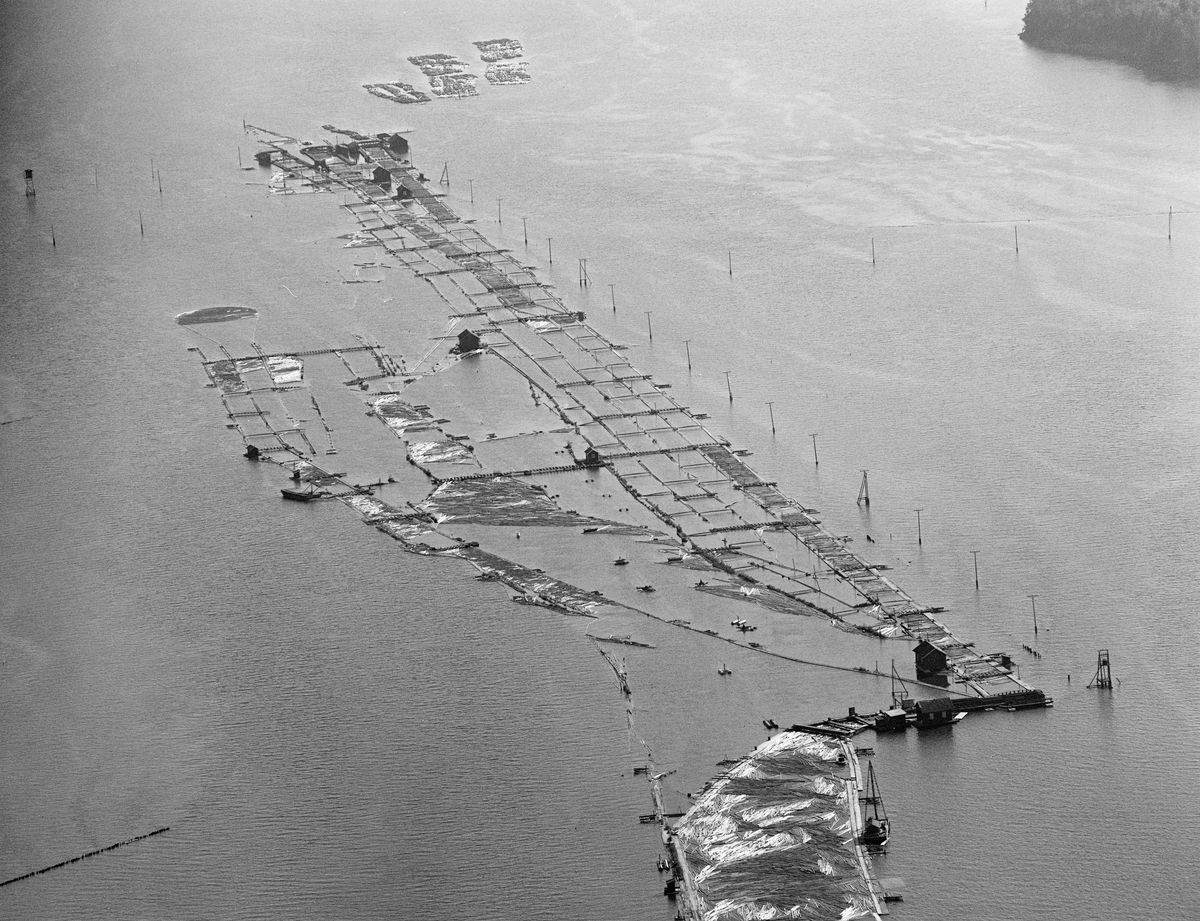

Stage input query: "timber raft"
[
  {"left": 229, "top": 124, "right": 1047, "bottom": 707},
  {"left": 660, "top": 732, "right": 889, "bottom": 920}
]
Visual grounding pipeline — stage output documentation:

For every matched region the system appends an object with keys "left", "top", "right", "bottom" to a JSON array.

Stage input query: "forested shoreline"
[{"left": 1021, "top": 0, "right": 1200, "bottom": 78}]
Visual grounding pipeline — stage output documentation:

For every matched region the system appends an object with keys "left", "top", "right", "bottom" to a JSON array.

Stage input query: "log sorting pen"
[{"left": 215, "top": 125, "right": 1046, "bottom": 704}]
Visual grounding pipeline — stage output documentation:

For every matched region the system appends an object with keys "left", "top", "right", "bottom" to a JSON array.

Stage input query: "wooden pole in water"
[
  {"left": 1169, "top": 206, "right": 1172, "bottom": 240},
  {"left": 723, "top": 370, "right": 733, "bottom": 402},
  {"left": 871, "top": 237, "right": 876, "bottom": 266},
  {"left": 139, "top": 211, "right": 144, "bottom": 236},
  {"left": 728, "top": 250, "right": 733, "bottom": 277},
  {"left": 809, "top": 433, "right": 819, "bottom": 466},
  {"left": 523, "top": 217, "right": 528, "bottom": 245},
  {"left": 468, "top": 179, "right": 474, "bottom": 203},
  {"left": 238, "top": 146, "right": 242, "bottom": 168},
  {"left": 497, "top": 198, "right": 502, "bottom": 224},
  {"left": 1028, "top": 594, "right": 1038, "bottom": 634},
  {"left": 766, "top": 401, "right": 776, "bottom": 434},
  {"left": 95, "top": 166, "right": 99, "bottom": 190},
  {"left": 683, "top": 339, "right": 692, "bottom": 371},
  {"left": 548, "top": 238, "right": 553, "bottom": 264},
  {"left": 645, "top": 311, "right": 653, "bottom": 341},
  {"left": 971, "top": 550, "right": 980, "bottom": 589},
  {"left": 51, "top": 223, "right": 56, "bottom": 248},
  {"left": 1014, "top": 226, "right": 1019, "bottom": 254},
  {"left": 914, "top": 508, "right": 923, "bottom": 545},
  {"left": 609, "top": 284, "right": 616, "bottom": 312},
  {"left": 157, "top": 171, "right": 162, "bottom": 195}
]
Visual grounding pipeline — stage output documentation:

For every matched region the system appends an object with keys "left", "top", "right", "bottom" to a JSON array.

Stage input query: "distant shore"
[{"left": 1021, "top": 0, "right": 1200, "bottom": 80}]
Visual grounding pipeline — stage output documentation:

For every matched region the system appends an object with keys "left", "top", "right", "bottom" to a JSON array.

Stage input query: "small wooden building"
[
  {"left": 454, "top": 329, "right": 482, "bottom": 353},
  {"left": 387, "top": 133, "right": 410, "bottom": 158},
  {"left": 914, "top": 639, "right": 948, "bottom": 677},
  {"left": 370, "top": 165, "right": 392, "bottom": 187}
]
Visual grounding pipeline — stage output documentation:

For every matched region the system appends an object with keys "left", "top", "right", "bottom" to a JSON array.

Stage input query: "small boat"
[
  {"left": 281, "top": 486, "right": 318, "bottom": 502},
  {"left": 859, "top": 761, "right": 891, "bottom": 852},
  {"left": 583, "top": 527, "right": 599, "bottom": 533},
  {"left": 637, "top": 584, "right": 656, "bottom": 593},
  {"left": 614, "top": 557, "right": 629, "bottom": 566}
]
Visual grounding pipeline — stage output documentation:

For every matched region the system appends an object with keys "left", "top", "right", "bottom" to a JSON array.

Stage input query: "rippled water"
[{"left": 2, "top": 1, "right": 1198, "bottom": 919}]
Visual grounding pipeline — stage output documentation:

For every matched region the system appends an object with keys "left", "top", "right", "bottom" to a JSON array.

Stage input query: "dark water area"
[{"left": 2, "top": 1, "right": 1198, "bottom": 919}]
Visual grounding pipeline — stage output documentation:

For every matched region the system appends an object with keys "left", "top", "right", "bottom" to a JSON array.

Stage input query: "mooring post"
[
  {"left": 548, "top": 237, "right": 553, "bottom": 264},
  {"left": 766, "top": 401, "right": 776, "bottom": 434},
  {"left": 728, "top": 250, "right": 733, "bottom": 277},
  {"left": 1168, "top": 206, "right": 1172, "bottom": 241},
  {"left": 723, "top": 370, "right": 733, "bottom": 403},
  {"left": 523, "top": 216, "right": 528, "bottom": 245},
  {"left": 24, "top": 169, "right": 34, "bottom": 197},
  {"left": 683, "top": 339, "right": 692, "bottom": 371},
  {"left": 809, "top": 433, "right": 819, "bottom": 467},
  {"left": 871, "top": 237, "right": 876, "bottom": 266},
  {"left": 1014, "top": 226, "right": 1019, "bottom": 254},
  {"left": 971, "top": 550, "right": 980, "bottom": 589},
  {"left": 645, "top": 311, "right": 653, "bottom": 341},
  {"left": 609, "top": 283, "right": 616, "bottom": 312},
  {"left": 497, "top": 198, "right": 502, "bottom": 224},
  {"left": 139, "top": 210, "right": 144, "bottom": 237},
  {"left": 440, "top": 161, "right": 449, "bottom": 185},
  {"left": 51, "top": 223, "right": 56, "bottom": 248},
  {"left": 1028, "top": 594, "right": 1038, "bottom": 634},
  {"left": 468, "top": 179, "right": 474, "bottom": 203},
  {"left": 914, "top": 508, "right": 923, "bottom": 545}
]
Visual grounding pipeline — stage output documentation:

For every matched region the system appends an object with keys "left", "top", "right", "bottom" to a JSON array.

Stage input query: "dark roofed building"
[
  {"left": 370, "top": 165, "right": 391, "bottom": 187},
  {"left": 387, "top": 133, "right": 410, "bottom": 158},
  {"left": 914, "top": 639, "right": 948, "bottom": 677},
  {"left": 454, "top": 329, "right": 482, "bottom": 353}
]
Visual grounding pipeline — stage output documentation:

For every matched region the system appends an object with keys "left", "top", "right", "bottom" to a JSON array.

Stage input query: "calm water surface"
[{"left": 2, "top": 2, "right": 1198, "bottom": 919}]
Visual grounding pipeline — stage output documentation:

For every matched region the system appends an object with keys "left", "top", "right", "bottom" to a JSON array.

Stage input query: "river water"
[{"left": 2, "top": 1, "right": 1198, "bottom": 919}]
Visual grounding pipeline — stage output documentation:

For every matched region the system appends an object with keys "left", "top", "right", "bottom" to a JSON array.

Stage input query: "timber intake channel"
[{"left": 188, "top": 124, "right": 1053, "bottom": 918}]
